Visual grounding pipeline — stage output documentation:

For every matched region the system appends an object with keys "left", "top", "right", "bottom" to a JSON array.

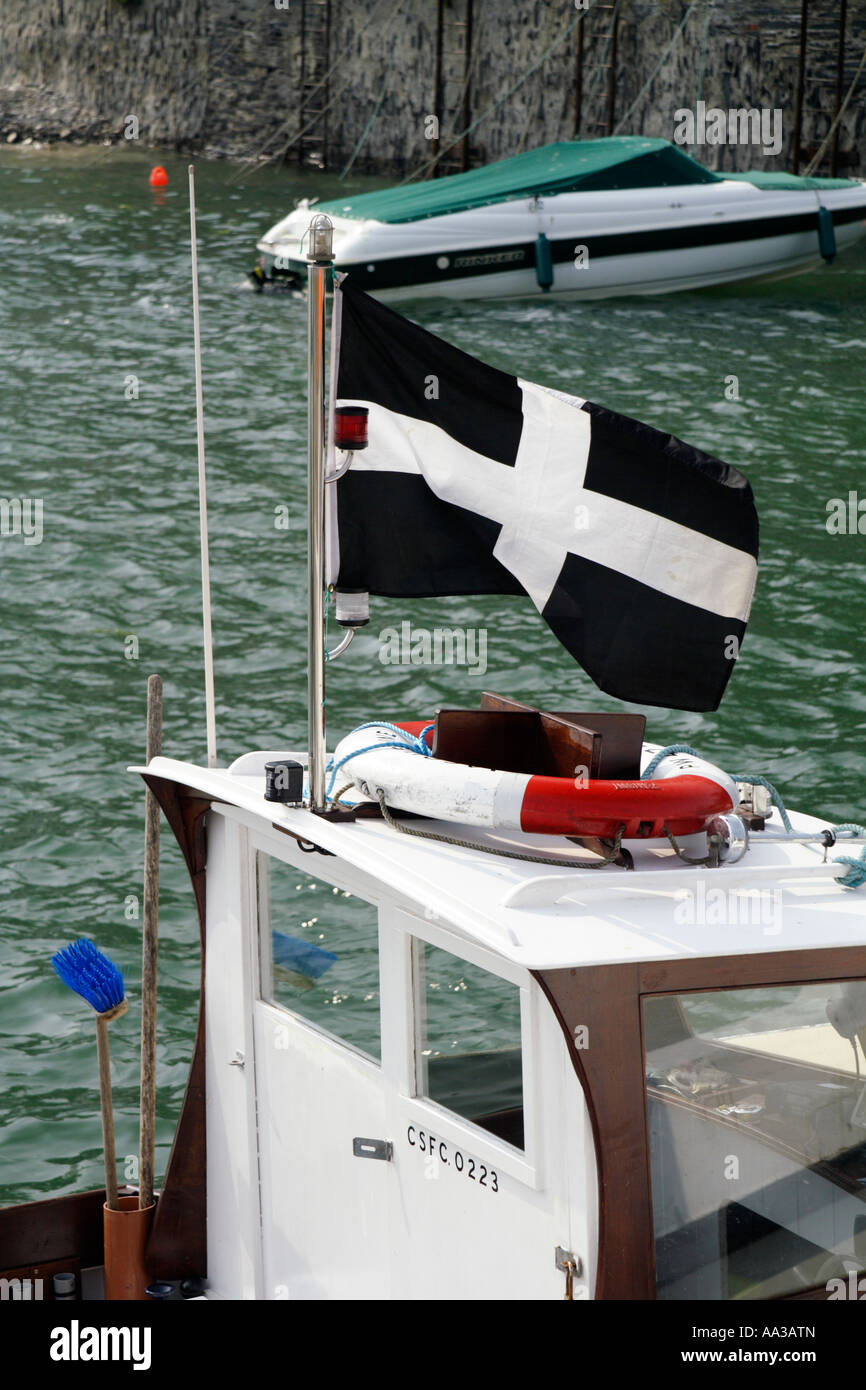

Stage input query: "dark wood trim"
[
  {"left": 535, "top": 945, "right": 866, "bottom": 1301},
  {"left": 536, "top": 962, "right": 652, "bottom": 1299},
  {"left": 0, "top": 1188, "right": 107, "bottom": 1272},
  {"left": 478, "top": 693, "right": 645, "bottom": 779},
  {"left": 139, "top": 777, "right": 212, "bottom": 1279}
]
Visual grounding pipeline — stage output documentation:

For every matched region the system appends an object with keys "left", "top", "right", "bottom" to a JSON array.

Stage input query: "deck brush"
[{"left": 52, "top": 939, "right": 128, "bottom": 1210}]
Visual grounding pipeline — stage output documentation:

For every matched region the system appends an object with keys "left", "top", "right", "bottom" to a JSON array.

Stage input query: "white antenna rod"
[{"left": 188, "top": 164, "right": 218, "bottom": 769}]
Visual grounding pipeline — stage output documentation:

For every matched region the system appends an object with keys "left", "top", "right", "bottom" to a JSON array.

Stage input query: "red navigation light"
[{"left": 334, "top": 406, "right": 369, "bottom": 451}]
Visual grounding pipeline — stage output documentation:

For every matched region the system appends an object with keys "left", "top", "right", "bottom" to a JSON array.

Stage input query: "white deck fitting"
[{"left": 133, "top": 752, "right": 866, "bottom": 970}]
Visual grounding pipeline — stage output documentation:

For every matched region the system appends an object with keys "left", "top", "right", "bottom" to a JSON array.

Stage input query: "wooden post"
[
  {"left": 573, "top": 11, "right": 585, "bottom": 138},
  {"left": 433, "top": 0, "right": 445, "bottom": 176},
  {"left": 792, "top": 0, "right": 809, "bottom": 174},
  {"left": 460, "top": 0, "right": 474, "bottom": 172},
  {"left": 831, "top": 0, "right": 848, "bottom": 177},
  {"left": 322, "top": 0, "right": 332, "bottom": 170},
  {"left": 139, "top": 673, "right": 162, "bottom": 1210},
  {"left": 606, "top": 2, "right": 619, "bottom": 137},
  {"left": 299, "top": 0, "right": 308, "bottom": 167}
]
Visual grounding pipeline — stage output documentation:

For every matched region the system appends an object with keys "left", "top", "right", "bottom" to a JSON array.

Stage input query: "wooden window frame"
[{"left": 535, "top": 945, "right": 866, "bottom": 1300}]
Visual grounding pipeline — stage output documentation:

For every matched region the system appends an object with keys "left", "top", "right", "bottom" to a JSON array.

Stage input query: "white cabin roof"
[{"left": 133, "top": 752, "right": 866, "bottom": 972}]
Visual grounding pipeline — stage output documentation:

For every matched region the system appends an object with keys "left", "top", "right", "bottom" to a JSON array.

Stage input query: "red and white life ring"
[{"left": 331, "top": 720, "right": 736, "bottom": 840}]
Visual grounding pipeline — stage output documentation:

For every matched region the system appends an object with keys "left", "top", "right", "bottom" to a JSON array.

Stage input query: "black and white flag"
[{"left": 327, "top": 279, "right": 758, "bottom": 712}]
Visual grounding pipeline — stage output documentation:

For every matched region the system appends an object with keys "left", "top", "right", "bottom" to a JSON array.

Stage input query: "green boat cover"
[
  {"left": 314, "top": 138, "right": 862, "bottom": 226},
  {"left": 316, "top": 138, "right": 722, "bottom": 224},
  {"left": 723, "top": 170, "right": 859, "bottom": 191}
]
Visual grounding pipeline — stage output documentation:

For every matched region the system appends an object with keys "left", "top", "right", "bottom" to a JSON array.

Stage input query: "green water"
[{"left": 1, "top": 144, "right": 866, "bottom": 1207}]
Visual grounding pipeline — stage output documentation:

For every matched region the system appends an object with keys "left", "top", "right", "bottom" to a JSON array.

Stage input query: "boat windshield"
[{"left": 643, "top": 982, "right": 866, "bottom": 1300}]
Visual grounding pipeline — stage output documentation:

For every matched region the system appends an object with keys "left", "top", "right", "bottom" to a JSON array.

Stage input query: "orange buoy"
[{"left": 149, "top": 166, "right": 168, "bottom": 188}]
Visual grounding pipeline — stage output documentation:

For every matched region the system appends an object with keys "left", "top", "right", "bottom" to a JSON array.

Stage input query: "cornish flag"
[{"left": 327, "top": 279, "right": 758, "bottom": 712}]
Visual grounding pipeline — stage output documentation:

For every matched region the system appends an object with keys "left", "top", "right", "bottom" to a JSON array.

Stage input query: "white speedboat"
[{"left": 253, "top": 137, "right": 866, "bottom": 301}]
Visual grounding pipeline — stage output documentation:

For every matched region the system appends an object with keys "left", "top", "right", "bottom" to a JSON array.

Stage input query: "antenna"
[{"left": 188, "top": 165, "right": 218, "bottom": 769}]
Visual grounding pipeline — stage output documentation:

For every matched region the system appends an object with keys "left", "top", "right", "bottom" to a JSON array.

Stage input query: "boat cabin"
[{"left": 125, "top": 716, "right": 866, "bottom": 1302}]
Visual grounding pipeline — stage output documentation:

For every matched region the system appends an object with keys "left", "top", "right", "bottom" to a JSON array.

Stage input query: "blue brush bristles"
[{"left": 52, "top": 939, "right": 125, "bottom": 1014}]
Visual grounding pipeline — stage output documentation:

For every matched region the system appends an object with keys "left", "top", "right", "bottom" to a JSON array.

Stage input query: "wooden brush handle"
[{"left": 96, "top": 1015, "right": 119, "bottom": 1210}]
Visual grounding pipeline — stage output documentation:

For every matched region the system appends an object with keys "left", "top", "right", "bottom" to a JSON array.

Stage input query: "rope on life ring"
[{"left": 375, "top": 790, "right": 627, "bottom": 870}]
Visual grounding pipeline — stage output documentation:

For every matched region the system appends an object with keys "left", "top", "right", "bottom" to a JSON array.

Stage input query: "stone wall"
[{"left": 1, "top": 0, "right": 864, "bottom": 176}]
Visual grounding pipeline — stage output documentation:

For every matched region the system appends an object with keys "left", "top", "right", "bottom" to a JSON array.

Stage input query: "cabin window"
[
  {"left": 643, "top": 982, "right": 866, "bottom": 1300},
  {"left": 413, "top": 940, "right": 524, "bottom": 1150},
  {"left": 257, "top": 853, "right": 381, "bottom": 1061}
]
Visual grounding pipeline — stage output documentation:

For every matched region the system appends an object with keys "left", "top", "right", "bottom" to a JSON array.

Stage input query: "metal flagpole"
[
  {"left": 188, "top": 165, "right": 218, "bottom": 769},
  {"left": 306, "top": 215, "right": 334, "bottom": 810}
]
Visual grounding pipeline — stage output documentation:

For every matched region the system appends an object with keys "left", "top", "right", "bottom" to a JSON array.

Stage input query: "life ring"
[{"left": 330, "top": 720, "right": 737, "bottom": 840}]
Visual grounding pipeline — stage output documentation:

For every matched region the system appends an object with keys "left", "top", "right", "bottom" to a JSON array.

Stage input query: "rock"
[{"left": 0, "top": 0, "right": 860, "bottom": 176}]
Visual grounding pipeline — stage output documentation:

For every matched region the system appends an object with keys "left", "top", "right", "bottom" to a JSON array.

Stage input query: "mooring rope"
[
  {"left": 612, "top": 1, "right": 699, "bottom": 136},
  {"left": 829, "top": 823, "right": 866, "bottom": 889},
  {"left": 640, "top": 743, "right": 794, "bottom": 832},
  {"left": 642, "top": 743, "right": 866, "bottom": 888},
  {"left": 376, "top": 790, "right": 625, "bottom": 870},
  {"left": 325, "top": 721, "right": 433, "bottom": 801}
]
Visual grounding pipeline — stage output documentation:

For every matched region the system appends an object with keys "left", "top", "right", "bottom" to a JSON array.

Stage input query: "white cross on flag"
[{"left": 327, "top": 279, "right": 759, "bottom": 712}]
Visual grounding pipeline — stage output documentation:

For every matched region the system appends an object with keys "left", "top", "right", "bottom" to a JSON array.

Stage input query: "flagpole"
[{"left": 306, "top": 215, "right": 334, "bottom": 810}]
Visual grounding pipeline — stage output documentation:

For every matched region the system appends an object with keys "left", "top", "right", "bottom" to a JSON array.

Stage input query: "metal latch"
[
  {"left": 353, "top": 1137, "right": 393, "bottom": 1161},
  {"left": 555, "top": 1246, "right": 582, "bottom": 1300}
]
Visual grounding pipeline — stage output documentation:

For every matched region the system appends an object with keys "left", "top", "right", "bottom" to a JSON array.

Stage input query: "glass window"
[
  {"left": 643, "top": 982, "right": 866, "bottom": 1300},
  {"left": 257, "top": 853, "right": 380, "bottom": 1061},
  {"left": 415, "top": 941, "right": 524, "bottom": 1150}
]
